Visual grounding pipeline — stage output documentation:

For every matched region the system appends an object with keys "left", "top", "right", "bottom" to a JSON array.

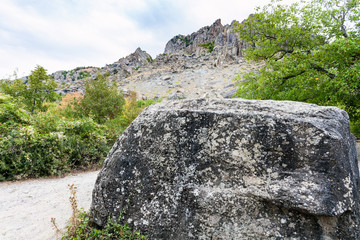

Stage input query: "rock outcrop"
[
  {"left": 91, "top": 99, "right": 360, "bottom": 240},
  {"left": 52, "top": 48, "right": 151, "bottom": 95},
  {"left": 51, "top": 19, "right": 253, "bottom": 97},
  {"left": 103, "top": 47, "right": 152, "bottom": 76},
  {"left": 164, "top": 19, "right": 246, "bottom": 61}
]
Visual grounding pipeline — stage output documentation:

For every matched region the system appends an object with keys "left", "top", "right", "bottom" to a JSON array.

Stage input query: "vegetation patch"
[
  {"left": 0, "top": 67, "right": 157, "bottom": 181},
  {"left": 78, "top": 71, "right": 91, "bottom": 80},
  {"left": 52, "top": 184, "right": 147, "bottom": 240},
  {"left": 199, "top": 41, "right": 215, "bottom": 53},
  {"left": 233, "top": 0, "right": 360, "bottom": 137}
]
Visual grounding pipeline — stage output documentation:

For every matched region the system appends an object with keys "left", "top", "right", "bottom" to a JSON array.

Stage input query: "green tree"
[
  {"left": 0, "top": 65, "right": 58, "bottom": 114},
  {"left": 0, "top": 93, "right": 29, "bottom": 123},
  {"left": 77, "top": 73, "right": 125, "bottom": 124},
  {"left": 233, "top": 0, "right": 360, "bottom": 136}
]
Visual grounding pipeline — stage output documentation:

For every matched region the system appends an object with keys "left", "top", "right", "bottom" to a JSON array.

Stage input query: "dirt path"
[{"left": 0, "top": 170, "right": 99, "bottom": 240}]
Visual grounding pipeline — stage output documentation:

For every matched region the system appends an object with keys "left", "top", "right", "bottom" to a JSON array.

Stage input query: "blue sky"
[{"left": 0, "top": 0, "right": 296, "bottom": 78}]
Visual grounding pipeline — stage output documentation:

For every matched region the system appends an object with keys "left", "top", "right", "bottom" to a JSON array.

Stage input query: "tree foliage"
[
  {"left": 0, "top": 65, "right": 58, "bottom": 114},
  {"left": 0, "top": 93, "right": 29, "bottom": 123},
  {"left": 76, "top": 73, "right": 125, "bottom": 124},
  {"left": 233, "top": 0, "right": 360, "bottom": 136}
]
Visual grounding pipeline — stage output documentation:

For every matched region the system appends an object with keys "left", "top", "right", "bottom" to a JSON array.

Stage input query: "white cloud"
[{"left": 0, "top": 0, "right": 298, "bottom": 78}]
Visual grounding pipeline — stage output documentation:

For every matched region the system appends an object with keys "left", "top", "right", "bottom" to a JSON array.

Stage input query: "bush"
[
  {"left": 104, "top": 93, "right": 157, "bottom": 142},
  {"left": 199, "top": 41, "right": 215, "bottom": 53},
  {"left": 0, "top": 93, "right": 29, "bottom": 123},
  {"left": 0, "top": 121, "right": 110, "bottom": 181},
  {"left": 0, "top": 85, "right": 157, "bottom": 181},
  {"left": 351, "top": 121, "right": 360, "bottom": 139},
  {"left": 0, "top": 100, "right": 110, "bottom": 181},
  {"left": 61, "top": 212, "right": 148, "bottom": 240},
  {"left": 76, "top": 73, "right": 125, "bottom": 124}
]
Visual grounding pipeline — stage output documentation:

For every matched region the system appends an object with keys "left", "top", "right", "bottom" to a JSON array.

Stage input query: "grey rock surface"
[
  {"left": 91, "top": 99, "right": 360, "bottom": 239},
  {"left": 164, "top": 19, "right": 245, "bottom": 61},
  {"left": 167, "top": 90, "right": 185, "bottom": 100}
]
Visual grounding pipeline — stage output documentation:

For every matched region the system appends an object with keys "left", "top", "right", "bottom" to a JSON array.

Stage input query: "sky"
[{"left": 0, "top": 0, "right": 296, "bottom": 79}]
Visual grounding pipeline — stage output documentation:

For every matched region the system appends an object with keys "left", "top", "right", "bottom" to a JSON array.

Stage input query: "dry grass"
[
  {"left": 57, "top": 92, "right": 83, "bottom": 110},
  {"left": 67, "top": 184, "right": 81, "bottom": 236},
  {"left": 51, "top": 217, "right": 62, "bottom": 238},
  {"left": 51, "top": 184, "right": 81, "bottom": 239}
]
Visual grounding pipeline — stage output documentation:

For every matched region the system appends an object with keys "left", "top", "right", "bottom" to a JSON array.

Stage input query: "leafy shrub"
[
  {"left": 0, "top": 93, "right": 29, "bottom": 123},
  {"left": 62, "top": 71, "right": 68, "bottom": 78},
  {"left": 32, "top": 111, "right": 61, "bottom": 134},
  {"left": 104, "top": 93, "right": 157, "bottom": 142},
  {"left": 199, "top": 41, "right": 215, "bottom": 53},
  {"left": 0, "top": 122, "right": 110, "bottom": 181},
  {"left": 180, "top": 36, "right": 191, "bottom": 47},
  {"left": 61, "top": 212, "right": 147, "bottom": 240},
  {"left": 135, "top": 99, "right": 156, "bottom": 108},
  {"left": 76, "top": 73, "right": 125, "bottom": 124},
  {"left": 0, "top": 99, "right": 110, "bottom": 181},
  {"left": 78, "top": 71, "right": 91, "bottom": 80},
  {"left": 56, "top": 92, "right": 83, "bottom": 119},
  {"left": 0, "top": 83, "right": 157, "bottom": 181},
  {"left": 351, "top": 121, "right": 360, "bottom": 139}
]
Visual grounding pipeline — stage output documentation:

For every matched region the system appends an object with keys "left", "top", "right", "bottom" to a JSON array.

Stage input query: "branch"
[
  {"left": 330, "top": 8, "right": 349, "bottom": 38},
  {"left": 278, "top": 62, "right": 336, "bottom": 84},
  {"left": 309, "top": 63, "right": 336, "bottom": 79},
  {"left": 280, "top": 70, "right": 306, "bottom": 82},
  {"left": 263, "top": 34, "right": 277, "bottom": 40},
  {"left": 263, "top": 49, "right": 294, "bottom": 61}
]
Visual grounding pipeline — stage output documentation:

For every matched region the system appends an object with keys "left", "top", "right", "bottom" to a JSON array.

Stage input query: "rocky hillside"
[{"left": 53, "top": 19, "right": 258, "bottom": 99}]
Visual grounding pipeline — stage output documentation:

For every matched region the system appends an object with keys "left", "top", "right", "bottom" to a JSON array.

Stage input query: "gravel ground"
[{"left": 0, "top": 170, "right": 99, "bottom": 240}]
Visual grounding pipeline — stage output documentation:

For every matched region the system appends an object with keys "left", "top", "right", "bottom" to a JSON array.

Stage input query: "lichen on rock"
[{"left": 91, "top": 98, "right": 360, "bottom": 239}]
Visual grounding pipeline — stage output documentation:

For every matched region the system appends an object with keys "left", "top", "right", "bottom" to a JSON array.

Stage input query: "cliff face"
[
  {"left": 164, "top": 19, "right": 224, "bottom": 55},
  {"left": 164, "top": 19, "right": 249, "bottom": 60}
]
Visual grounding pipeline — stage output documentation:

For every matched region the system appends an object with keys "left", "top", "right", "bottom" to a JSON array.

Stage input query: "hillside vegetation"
[
  {"left": 234, "top": 0, "right": 360, "bottom": 137},
  {"left": 0, "top": 67, "right": 155, "bottom": 181}
]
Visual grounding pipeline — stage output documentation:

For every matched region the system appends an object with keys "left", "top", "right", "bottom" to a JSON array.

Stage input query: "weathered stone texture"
[
  {"left": 164, "top": 19, "right": 245, "bottom": 61},
  {"left": 91, "top": 99, "right": 360, "bottom": 239}
]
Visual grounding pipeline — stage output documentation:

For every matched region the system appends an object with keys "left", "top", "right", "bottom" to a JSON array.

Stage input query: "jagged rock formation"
[
  {"left": 102, "top": 47, "right": 152, "bottom": 76},
  {"left": 164, "top": 19, "right": 224, "bottom": 55},
  {"left": 52, "top": 48, "right": 152, "bottom": 95},
  {"left": 52, "top": 19, "right": 255, "bottom": 98},
  {"left": 52, "top": 67, "right": 99, "bottom": 95},
  {"left": 164, "top": 19, "right": 247, "bottom": 60},
  {"left": 91, "top": 99, "right": 360, "bottom": 240}
]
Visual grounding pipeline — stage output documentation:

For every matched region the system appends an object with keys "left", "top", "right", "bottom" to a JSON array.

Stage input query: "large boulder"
[{"left": 91, "top": 99, "right": 360, "bottom": 239}]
